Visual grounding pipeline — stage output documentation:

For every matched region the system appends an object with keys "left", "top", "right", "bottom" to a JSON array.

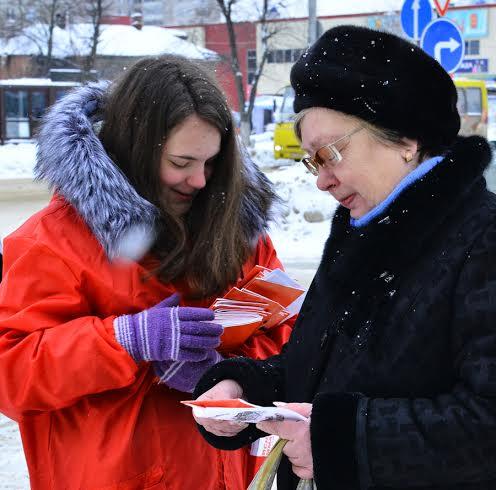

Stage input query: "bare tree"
[
  {"left": 216, "top": 0, "right": 285, "bottom": 146},
  {"left": 0, "top": 1, "right": 25, "bottom": 39},
  {"left": 82, "top": 0, "right": 112, "bottom": 78},
  {"left": 43, "top": 0, "right": 60, "bottom": 73},
  {"left": 1, "top": 0, "right": 74, "bottom": 75},
  {"left": 0, "top": 0, "right": 113, "bottom": 78},
  {"left": 31, "top": 0, "right": 72, "bottom": 74}
]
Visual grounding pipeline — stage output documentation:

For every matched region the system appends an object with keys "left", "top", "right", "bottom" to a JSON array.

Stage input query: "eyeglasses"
[{"left": 301, "top": 126, "right": 364, "bottom": 176}]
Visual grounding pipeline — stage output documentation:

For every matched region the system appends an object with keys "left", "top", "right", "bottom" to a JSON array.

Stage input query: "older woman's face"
[{"left": 299, "top": 108, "right": 417, "bottom": 219}]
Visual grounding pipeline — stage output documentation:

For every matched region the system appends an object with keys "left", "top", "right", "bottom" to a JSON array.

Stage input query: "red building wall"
[
  {"left": 100, "top": 16, "right": 132, "bottom": 25},
  {"left": 204, "top": 22, "right": 256, "bottom": 112}
]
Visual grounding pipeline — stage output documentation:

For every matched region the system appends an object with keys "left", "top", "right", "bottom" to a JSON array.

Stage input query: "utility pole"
[{"left": 308, "top": 0, "right": 317, "bottom": 45}]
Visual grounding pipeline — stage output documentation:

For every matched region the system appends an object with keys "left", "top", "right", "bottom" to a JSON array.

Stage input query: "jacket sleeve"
[
  {"left": 310, "top": 225, "right": 496, "bottom": 489},
  {"left": 193, "top": 350, "right": 287, "bottom": 450},
  {"left": 233, "top": 234, "right": 294, "bottom": 360},
  {"left": 0, "top": 238, "right": 139, "bottom": 420}
]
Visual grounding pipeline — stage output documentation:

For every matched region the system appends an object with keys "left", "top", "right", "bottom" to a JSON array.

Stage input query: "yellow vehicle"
[
  {"left": 455, "top": 78, "right": 488, "bottom": 138},
  {"left": 487, "top": 81, "right": 496, "bottom": 143},
  {"left": 274, "top": 80, "right": 489, "bottom": 159},
  {"left": 273, "top": 86, "right": 305, "bottom": 160}
]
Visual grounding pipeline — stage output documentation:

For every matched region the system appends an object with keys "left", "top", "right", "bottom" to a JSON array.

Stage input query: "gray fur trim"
[
  {"left": 35, "top": 83, "right": 277, "bottom": 260},
  {"left": 35, "top": 81, "right": 157, "bottom": 260}
]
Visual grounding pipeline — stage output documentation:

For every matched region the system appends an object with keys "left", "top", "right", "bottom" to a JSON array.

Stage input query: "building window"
[
  {"left": 267, "top": 48, "right": 304, "bottom": 64},
  {"left": 292, "top": 49, "right": 302, "bottom": 61},
  {"left": 6, "top": 7, "right": 15, "bottom": 20},
  {"left": 5, "top": 90, "right": 29, "bottom": 139},
  {"left": 247, "top": 49, "right": 257, "bottom": 85},
  {"left": 465, "top": 40, "right": 480, "bottom": 56}
]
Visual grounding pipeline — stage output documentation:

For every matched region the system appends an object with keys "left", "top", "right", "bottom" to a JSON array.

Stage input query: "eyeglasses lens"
[
  {"left": 315, "top": 145, "right": 342, "bottom": 168},
  {"left": 302, "top": 157, "right": 318, "bottom": 175},
  {"left": 301, "top": 133, "right": 354, "bottom": 175}
]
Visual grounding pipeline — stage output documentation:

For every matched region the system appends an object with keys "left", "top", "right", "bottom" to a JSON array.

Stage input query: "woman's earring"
[{"left": 403, "top": 150, "right": 413, "bottom": 163}]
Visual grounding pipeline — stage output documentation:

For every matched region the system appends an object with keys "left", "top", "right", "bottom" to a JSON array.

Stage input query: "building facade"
[
  {"left": 163, "top": 0, "right": 220, "bottom": 27},
  {"left": 172, "top": 3, "right": 496, "bottom": 100},
  {"left": 255, "top": 3, "right": 496, "bottom": 94},
  {"left": 170, "top": 21, "right": 257, "bottom": 112}
]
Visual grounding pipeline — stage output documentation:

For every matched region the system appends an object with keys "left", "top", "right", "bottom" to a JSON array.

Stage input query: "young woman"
[
  {"left": 195, "top": 26, "right": 496, "bottom": 489},
  {"left": 0, "top": 56, "right": 292, "bottom": 489}
]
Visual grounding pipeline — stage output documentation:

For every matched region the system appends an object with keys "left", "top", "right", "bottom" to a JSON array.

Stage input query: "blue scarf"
[{"left": 351, "top": 155, "right": 444, "bottom": 228}]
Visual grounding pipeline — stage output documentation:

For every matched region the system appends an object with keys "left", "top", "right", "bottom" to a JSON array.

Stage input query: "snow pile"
[{"left": 266, "top": 165, "right": 336, "bottom": 262}]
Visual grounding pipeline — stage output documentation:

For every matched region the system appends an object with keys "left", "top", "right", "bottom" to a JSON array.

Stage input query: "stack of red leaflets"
[{"left": 210, "top": 265, "right": 306, "bottom": 351}]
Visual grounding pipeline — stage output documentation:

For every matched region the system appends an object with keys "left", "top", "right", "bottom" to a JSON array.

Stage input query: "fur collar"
[
  {"left": 35, "top": 82, "right": 278, "bottom": 260},
  {"left": 315, "top": 135, "right": 493, "bottom": 336}
]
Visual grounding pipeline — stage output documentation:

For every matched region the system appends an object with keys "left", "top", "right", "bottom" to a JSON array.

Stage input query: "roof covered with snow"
[{"left": 0, "top": 24, "right": 217, "bottom": 60}]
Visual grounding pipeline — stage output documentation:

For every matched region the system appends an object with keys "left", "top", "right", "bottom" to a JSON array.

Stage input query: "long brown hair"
[{"left": 99, "top": 55, "right": 254, "bottom": 298}]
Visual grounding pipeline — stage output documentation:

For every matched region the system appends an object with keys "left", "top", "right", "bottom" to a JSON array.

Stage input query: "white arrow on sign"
[
  {"left": 434, "top": 37, "right": 461, "bottom": 62},
  {"left": 412, "top": 0, "right": 420, "bottom": 41}
]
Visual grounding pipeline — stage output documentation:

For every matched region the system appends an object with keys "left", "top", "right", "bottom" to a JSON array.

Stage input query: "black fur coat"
[{"left": 196, "top": 136, "right": 496, "bottom": 489}]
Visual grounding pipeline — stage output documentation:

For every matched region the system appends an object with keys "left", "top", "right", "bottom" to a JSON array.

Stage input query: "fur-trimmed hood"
[{"left": 35, "top": 82, "right": 278, "bottom": 260}]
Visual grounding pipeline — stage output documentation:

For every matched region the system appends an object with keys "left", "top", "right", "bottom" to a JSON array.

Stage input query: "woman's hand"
[
  {"left": 257, "top": 402, "right": 313, "bottom": 480},
  {"left": 193, "top": 379, "right": 249, "bottom": 437},
  {"left": 113, "top": 292, "right": 223, "bottom": 363}
]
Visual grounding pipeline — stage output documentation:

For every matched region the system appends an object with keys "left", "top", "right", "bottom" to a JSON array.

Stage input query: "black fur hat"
[{"left": 290, "top": 25, "right": 460, "bottom": 151}]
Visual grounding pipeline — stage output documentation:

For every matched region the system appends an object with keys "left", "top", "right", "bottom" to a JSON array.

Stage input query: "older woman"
[{"left": 193, "top": 25, "right": 496, "bottom": 490}]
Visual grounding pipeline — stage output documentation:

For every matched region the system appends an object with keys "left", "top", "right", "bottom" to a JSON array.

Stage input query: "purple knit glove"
[
  {"left": 113, "top": 293, "right": 223, "bottom": 363},
  {"left": 154, "top": 350, "right": 224, "bottom": 393}
]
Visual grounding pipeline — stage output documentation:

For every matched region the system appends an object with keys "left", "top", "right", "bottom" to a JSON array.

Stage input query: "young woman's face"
[
  {"left": 160, "top": 114, "right": 221, "bottom": 216},
  {"left": 299, "top": 108, "right": 417, "bottom": 218}
]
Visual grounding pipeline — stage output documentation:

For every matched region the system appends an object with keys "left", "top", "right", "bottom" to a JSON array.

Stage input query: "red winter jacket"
[{"left": 0, "top": 197, "right": 292, "bottom": 489}]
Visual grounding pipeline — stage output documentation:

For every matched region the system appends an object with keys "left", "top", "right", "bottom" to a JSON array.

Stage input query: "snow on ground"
[
  {"left": 0, "top": 417, "right": 29, "bottom": 489},
  {"left": 264, "top": 164, "right": 336, "bottom": 262},
  {"left": 0, "top": 143, "right": 36, "bottom": 180}
]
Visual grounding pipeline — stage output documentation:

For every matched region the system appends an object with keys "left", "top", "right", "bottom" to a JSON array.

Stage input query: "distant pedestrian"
[
  {"left": 194, "top": 25, "right": 496, "bottom": 489},
  {"left": 0, "top": 55, "right": 292, "bottom": 489}
]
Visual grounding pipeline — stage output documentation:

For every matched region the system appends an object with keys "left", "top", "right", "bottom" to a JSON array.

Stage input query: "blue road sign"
[
  {"left": 420, "top": 18, "right": 465, "bottom": 73},
  {"left": 401, "top": 0, "right": 433, "bottom": 41}
]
